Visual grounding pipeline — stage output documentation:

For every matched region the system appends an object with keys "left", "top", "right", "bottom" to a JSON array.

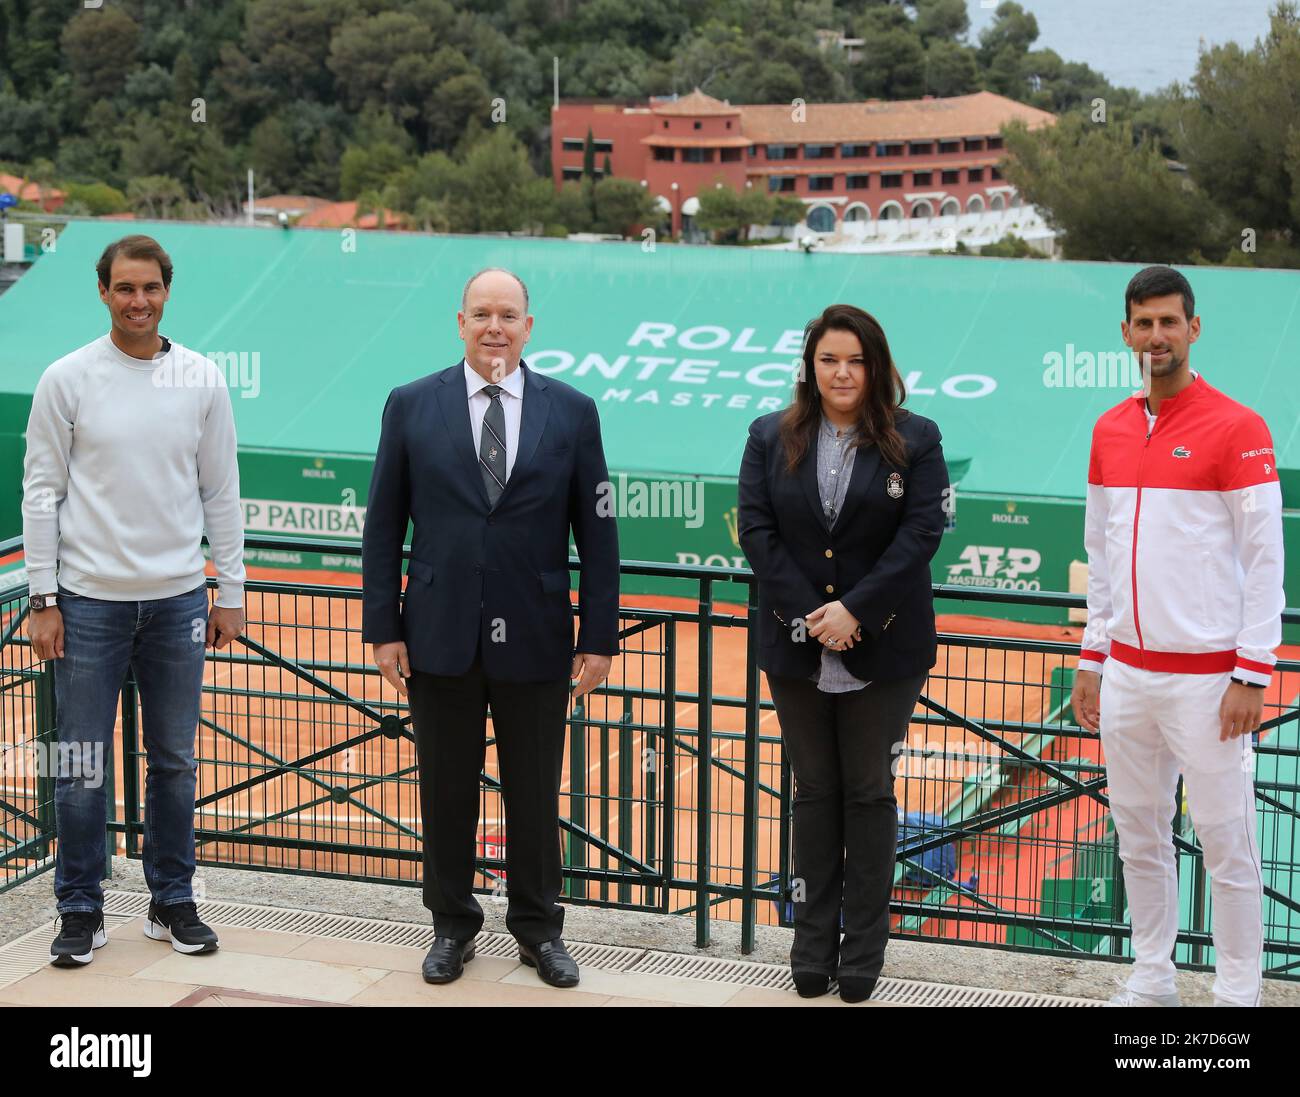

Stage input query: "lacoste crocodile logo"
[{"left": 1172, "top": 446, "right": 1192, "bottom": 459}]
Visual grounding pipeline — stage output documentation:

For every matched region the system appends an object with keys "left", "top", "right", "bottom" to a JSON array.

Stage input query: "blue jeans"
[{"left": 52, "top": 583, "right": 209, "bottom": 913}]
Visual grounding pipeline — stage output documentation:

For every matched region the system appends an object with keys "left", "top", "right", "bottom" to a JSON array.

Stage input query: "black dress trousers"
[
  {"left": 767, "top": 671, "right": 927, "bottom": 981},
  {"left": 407, "top": 633, "right": 570, "bottom": 946}
]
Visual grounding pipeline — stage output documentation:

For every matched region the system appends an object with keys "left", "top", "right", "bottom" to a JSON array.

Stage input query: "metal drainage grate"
[
  {"left": 869, "top": 977, "right": 1100, "bottom": 1007},
  {"left": 633, "top": 952, "right": 794, "bottom": 990},
  {"left": 104, "top": 891, "right": 438, "bottom": 949},
  {"left": 102, "top": 891, "right": 653, "bottom": 971},
  {"left": 0, "top": 890, "right": 1108, "bottom": 1006},
  {"left": 626, "top": 953, "right": 1100, "bottom": 1004}
]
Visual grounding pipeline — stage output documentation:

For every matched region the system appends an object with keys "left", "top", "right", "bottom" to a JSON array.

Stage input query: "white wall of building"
[{"left": 754, "top": 200, "right": 1057, "bottom": 256}]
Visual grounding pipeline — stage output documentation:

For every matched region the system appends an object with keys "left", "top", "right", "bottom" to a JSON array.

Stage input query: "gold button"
[
  {"left": 824, "top": 548, "right": 833, "bottom": 558},
  {"left": 825, "top": 584, "right": 834, "bottom": 593}
]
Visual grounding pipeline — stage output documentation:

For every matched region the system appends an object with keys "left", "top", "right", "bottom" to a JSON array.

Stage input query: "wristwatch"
[
  {"left": 1230, "top": 676, "right": 1265, "bottom": 689},
  {"left": 29, "top": 593, "right": 57, "bottom": 611}
]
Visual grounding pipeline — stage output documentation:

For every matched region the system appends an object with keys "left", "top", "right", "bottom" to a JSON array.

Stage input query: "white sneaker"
[{"left": 1105, "top": 978, "right": 1181, "bottom": 1007}]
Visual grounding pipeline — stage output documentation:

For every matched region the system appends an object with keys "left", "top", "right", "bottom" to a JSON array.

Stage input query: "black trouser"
[
  {"left": 767, "top": 671, "right": 927, "bottom": 980},
  {"left": 407, "top": 650, "right": 570, "bottom": 946}
]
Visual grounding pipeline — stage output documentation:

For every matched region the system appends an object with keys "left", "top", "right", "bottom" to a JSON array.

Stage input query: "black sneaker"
[
  {"left": 143, "top": 900, "right": 219, "bottom": 954},
  {"left": 49, "top": 910, "right": 108, "bottom": 967}
]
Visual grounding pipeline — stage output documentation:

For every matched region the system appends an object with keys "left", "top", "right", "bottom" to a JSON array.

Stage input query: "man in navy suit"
[{"left": 361, "top": 268, "right": 620, "bottom": 988}]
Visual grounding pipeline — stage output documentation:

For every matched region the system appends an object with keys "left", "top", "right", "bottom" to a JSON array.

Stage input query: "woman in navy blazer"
[{"left": 738, "top": 303, "right": 948, "bottom": 1002}]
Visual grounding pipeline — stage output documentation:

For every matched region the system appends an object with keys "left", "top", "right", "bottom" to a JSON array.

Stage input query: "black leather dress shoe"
[
  {"left": 422, "top": 935, "right": 476, "bottom": 984},
  {"left": 518, "top": 937, "right": 580, "bottom": 988},
  {"left": 792, "top": 971, "right": 831, "bottom": 998},
  {"left": 837, "top": 975, "right": 877, "bottom": 1003}
]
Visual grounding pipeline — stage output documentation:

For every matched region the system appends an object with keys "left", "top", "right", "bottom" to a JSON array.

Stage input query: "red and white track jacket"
[{"left": 1080, "top": 374, "right": 1285, "bottom": 685}]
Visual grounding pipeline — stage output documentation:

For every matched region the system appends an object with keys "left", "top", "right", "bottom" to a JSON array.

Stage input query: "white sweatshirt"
[{"left": 21, "top": 333, "right": 246, "bottom": 607}]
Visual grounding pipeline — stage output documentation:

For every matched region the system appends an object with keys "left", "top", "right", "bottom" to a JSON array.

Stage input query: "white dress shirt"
[{"left": 464, "top": 358, "right": 525, "bottom": 480}]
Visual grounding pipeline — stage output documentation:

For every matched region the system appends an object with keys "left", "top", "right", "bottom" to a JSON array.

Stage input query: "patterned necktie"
[{"left": 478, "top": 384, "right": 507, "bottom": 505}]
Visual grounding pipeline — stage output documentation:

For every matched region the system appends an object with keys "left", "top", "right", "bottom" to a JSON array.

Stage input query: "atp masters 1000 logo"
[{"left": 945, "top": 545, "right": 1042, "bottom": 590}]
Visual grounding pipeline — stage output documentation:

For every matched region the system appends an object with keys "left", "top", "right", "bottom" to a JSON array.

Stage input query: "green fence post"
[
  {"left": 778, "top": 740, "right": 793, "bottom": 929},
  {"left": 599, "top": 719, "right": 610, "bottom": 904},
  {"left": 1171, "top": 776, "right": 1184, "bottom": 966},
  {"left": 660, "top": 620, "right": 676, "bottom": 916},
  {"left": 644, "top": 689, "right": 659, "bottom": 910},
  {"left": 617, "top": 698, "right": 633, "bottom": 907},
  {"left": 34, "top": 667, "right": 56, "bottom": 862},
  {"left": 566, "top": 700, "right": 586, "bottom": 900},
  {"left": 1107, "top": 813, "right": 1127, "bottom": 958},
  {"left": 695, "top": 577, "right": 713, "bottom": 948},
  {"left": 740, "top": 580, "right": 760, "bottom": 955},
  {"left": 1181, "top": 778, "right": 1208, "bottom": 967}
]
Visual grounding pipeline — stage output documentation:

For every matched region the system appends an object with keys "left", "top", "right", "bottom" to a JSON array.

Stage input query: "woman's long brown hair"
[{"left": 779, "top": 303, "right": 909, "bottom": 473}]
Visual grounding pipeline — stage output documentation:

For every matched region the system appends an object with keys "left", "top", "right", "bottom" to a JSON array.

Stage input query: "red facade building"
[{"left": 551, "top": 89, "right": 1055, "bottom": 237}]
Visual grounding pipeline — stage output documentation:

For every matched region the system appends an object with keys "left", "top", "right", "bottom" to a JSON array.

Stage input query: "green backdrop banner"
[{"left": 3, "top": 222, "right": 1298, "bottom": 629}]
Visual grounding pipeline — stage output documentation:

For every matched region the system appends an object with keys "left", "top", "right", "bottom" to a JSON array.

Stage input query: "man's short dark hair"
[
  {"left": 1125, "top": 265, "right": 1194, "bottom": 322},
  {"left": 96, "top": 234, "right": 173, "bottom": 290}
]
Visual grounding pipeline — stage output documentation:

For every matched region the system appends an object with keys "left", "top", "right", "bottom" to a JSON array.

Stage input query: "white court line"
[
  {"left": 558, "top": 727, "right": 648, "bottom": 795},
  {"left": 712, "top": 705, "right": 782, "bottom": 760}
]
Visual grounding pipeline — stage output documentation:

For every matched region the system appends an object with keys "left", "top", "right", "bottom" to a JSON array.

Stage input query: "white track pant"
[{"left": 1099, "top": 659, "right": 1263, "bottom": 1006}]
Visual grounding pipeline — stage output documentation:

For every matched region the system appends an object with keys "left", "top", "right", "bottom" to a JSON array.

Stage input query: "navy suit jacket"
[
  {"left": 737, "top": 409, "right": 947, "bottom": 683},
  {"left": 361, "top": 360, "right": 620, "bottom": 681}
]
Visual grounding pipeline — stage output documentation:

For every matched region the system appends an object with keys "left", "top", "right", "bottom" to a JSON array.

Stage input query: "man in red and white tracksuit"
[{"left": 1072, "top": 266, "right": 1285, "bottom": 1008}]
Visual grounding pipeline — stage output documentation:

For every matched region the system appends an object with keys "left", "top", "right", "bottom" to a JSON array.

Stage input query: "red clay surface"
[{"left": 5, "top": 558, "right": 1296, "bottom": 947}]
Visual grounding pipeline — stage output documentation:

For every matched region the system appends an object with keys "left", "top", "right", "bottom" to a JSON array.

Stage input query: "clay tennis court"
[
  {"left": 7, "top": 559, "right": 1296, "bottom": 942},
  {"left": 164, "top": 562, "right": 1095, "bottom": 938}
]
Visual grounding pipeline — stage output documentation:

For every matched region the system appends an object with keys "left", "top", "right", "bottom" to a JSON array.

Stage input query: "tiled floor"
[{"left": 0, "top": 917, "right": 890, "bottom": 1008}]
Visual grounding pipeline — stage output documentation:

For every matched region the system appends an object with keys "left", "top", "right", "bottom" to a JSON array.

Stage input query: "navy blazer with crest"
[
  {"left": 737, "top": 408, "right": 948, "bottom": 683},
  {"left": 361, "top": 359, "right": 620, "bottom": 682}
]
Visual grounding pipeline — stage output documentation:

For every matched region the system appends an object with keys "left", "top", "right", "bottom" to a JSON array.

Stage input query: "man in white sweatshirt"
[{"left": 22, "top": 234, "right": 246, "bottom": 967}]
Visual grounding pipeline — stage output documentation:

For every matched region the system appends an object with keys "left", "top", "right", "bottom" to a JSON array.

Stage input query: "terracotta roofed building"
[{"left": 550, "top": 88, "right": 1055, "bottom": 238}]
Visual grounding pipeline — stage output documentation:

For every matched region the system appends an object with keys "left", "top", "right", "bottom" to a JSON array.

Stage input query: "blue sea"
[{"left": 966, "top": 0, "right": 1282, "bottom": 93}]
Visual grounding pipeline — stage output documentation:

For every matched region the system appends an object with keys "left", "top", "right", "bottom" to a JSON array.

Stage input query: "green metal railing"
[{"left": 2, "top": 533, "right": 1297, "bottom": 979}]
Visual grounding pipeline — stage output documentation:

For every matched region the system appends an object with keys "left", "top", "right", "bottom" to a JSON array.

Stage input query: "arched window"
[
  {"left": 910, "top": 200, "right": 934, "bottom": 219},
  {"left": 939, "top": 198, "right": 960, "bottom": 217},
  {"left": 990, "top": 193, "right": 1006, "bottom": 211},
  {"left": 806, "top": 205, "right": 836, "bottom": 233},
  {"left": 844, "top": 203, "right": 870, "bottom": 222},
  {"left": 878, "top": 201, "right": 904, "bottom": 221},
  {"left": 967, "top": 194, "right": 986, "bottom": 214}
]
